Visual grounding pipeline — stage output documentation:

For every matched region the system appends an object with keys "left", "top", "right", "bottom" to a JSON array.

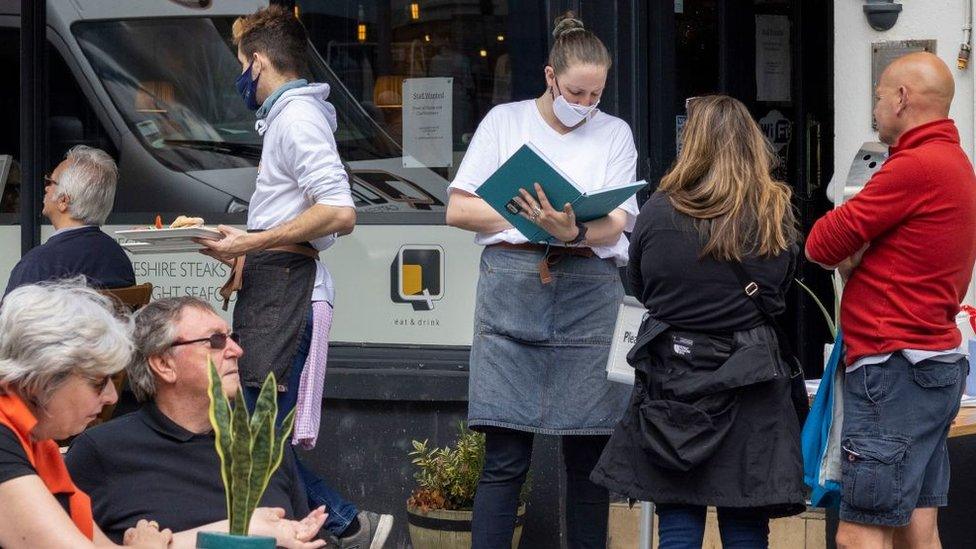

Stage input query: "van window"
[
  {"left": 73, "top": 17, "right": 407, "bottom": 172},
  {"left": 74, "top": 18, "right": 260, "bottom": 173},
  {"left": 72, "top": 7, "right": 548, "bottom": 217}
]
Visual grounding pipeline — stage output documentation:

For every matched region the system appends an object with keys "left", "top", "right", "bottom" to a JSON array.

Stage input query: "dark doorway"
[{"left": 646, "top": 0, "right": 836, "bottom": 376}]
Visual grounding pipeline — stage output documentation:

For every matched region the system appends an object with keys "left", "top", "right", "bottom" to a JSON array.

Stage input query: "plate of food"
[
  {"left": 116, "top": 215, "right": 223, "bottom": 242},
  {"left": 120, "top": 241, "right": 210, "bottom": 255}
]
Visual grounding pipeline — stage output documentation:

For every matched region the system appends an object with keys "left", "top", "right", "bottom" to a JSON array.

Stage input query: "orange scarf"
[{"left": 0, "top": 394, "right": 94, "bottom": 540}]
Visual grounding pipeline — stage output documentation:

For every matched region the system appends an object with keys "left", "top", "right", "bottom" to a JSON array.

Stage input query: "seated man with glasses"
[
  {"left": 4, "top": 145, "right": 135, "bottom": 297},
  {"left": 65, "top": 297, "right": 327, "bottom": 548}
]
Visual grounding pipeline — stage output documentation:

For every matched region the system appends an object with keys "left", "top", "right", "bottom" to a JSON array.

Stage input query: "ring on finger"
[{"left": 531, "top": 207, "right": 542, "bottom": 218}]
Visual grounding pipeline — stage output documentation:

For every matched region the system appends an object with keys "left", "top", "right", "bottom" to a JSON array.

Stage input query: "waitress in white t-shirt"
[{"left": 446, "top": 12, "right": 640, "bottom": 549}]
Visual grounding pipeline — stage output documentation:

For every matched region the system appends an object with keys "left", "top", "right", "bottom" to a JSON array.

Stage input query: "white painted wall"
[
  {"left": 834, "top": 0, "right": 974, "bottom": 180},
  {"left": 833, "top": 0, "right": 976, "bottom": 307}
]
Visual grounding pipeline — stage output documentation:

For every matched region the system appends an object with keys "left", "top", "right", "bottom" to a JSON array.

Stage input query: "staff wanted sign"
[{"left": 402, "top": 77, "right": 453, "bottom": 168}]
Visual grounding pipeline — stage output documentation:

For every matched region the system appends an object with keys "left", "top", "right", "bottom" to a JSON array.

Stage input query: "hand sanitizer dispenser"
[{"left": 829, "top": 142, "right": 888, "bottom": 203}]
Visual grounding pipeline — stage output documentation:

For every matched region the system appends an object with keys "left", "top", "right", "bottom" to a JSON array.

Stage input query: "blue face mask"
[{"left": 235, "top": 61, "right": 260, "bottom": 111}]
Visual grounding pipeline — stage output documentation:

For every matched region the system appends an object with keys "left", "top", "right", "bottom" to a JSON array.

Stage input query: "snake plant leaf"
[
  {"left": 229, "top": 387, "right": 253, "bottom": 536},
  {"left": 249, "top": 373, "right": 278, "bottom": 435},
  {"left": 267, "top": 407, "right": 296, "bottom": 497},
  {"left": 250, "top": 407, "right": 294, "bottom": 518},
  {"left": 245, "top": 408, "right": 274, "bottom": 523},
  {"left": 206, "top": 358, "right": 234, "bottom": 521}
]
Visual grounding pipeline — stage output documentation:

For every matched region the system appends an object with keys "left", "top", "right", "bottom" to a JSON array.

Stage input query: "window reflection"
[
  {"left": 67, "top": 4, "right": 546, "bottom": 217},
  {"left": 300, "top": 1, "right": 530, "bottom": 154}
]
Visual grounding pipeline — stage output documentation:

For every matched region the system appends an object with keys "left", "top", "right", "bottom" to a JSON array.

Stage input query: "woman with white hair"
[{"left": 0, "top": 281, "right": 171, "bottom": 548}]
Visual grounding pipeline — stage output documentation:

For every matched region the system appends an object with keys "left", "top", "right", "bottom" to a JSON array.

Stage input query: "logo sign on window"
[
  {"left": 390, "top": 245, "right": 444, "bottom": 311},
  {"left": 759, "top": 109, "right": 792, "bottom": 154}
]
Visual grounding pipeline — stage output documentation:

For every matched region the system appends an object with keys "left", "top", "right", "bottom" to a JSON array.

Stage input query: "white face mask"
[{"left": 551, "top": 80, "right": 599, "bottom": 127}]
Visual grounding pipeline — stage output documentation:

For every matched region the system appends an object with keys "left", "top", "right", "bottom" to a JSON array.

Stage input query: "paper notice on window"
[
  {"left": 755, "top": 15, "right": 791, "bottom": 102},
  {"left": 402, "top": 77, "right": 453, "bottom": 168}
]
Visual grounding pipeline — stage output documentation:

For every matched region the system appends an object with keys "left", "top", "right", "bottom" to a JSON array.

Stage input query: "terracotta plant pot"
[
  {"left": 196, "top": 532, "right": 276, "bottom": 548},
  {"left": 407, "top": 503, "right": 527, "bottom": 549}
]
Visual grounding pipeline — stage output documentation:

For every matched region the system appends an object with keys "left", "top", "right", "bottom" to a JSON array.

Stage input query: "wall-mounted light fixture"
[
  {"left": 358, "top": 4, "right": 367, "bottom": 42},
  {"left": 863, "top": 0, "right": 902, "bottom": 32},
  {"left": 410, "top": 3, "right": 420, "bottom": 20}
]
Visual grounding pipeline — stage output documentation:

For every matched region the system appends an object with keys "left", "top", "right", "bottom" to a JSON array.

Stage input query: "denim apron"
[
  {"left": 233, "top": 250, "right": 316, "bottom": 388},
  {"left": 467, "top": 246, "right": 630, "bottom": 435}
]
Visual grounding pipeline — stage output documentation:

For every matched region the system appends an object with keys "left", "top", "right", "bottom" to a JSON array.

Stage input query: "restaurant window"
[
  {"left": 0, "top": 27, "right": 20, "bottom": 218},
  {"left": 297, "top": 1, "right": 549, "bottom": 181},
  {"left": 0, "top": 29, "right": 116, "bottom": 220}
]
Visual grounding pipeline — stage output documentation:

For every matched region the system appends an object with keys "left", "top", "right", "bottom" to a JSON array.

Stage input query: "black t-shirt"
[
  {"left": 65, "top": 403, "right": 309, "bottom": 543},
  {"left": 0, "top": 424, "right": 35, "bottom": 483},
  {"left": 628, "top": 192, "right": 797, "bottom": 331},
  {"left": 0, "top": 424, "right": 72, "bottom": 513}
]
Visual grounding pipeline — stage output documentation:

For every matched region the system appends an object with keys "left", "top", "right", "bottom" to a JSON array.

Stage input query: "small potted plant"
[
  {"left": 197, "top": 359, "right": 296, "bottom": 548},
  {"left": 406, "top": 423, "right": 529, "bottom": 549}
]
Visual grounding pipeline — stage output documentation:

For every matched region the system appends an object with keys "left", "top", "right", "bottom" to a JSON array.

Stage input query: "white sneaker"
[{"left": 336, "top": 510, "right": 394, "bottom": 549}]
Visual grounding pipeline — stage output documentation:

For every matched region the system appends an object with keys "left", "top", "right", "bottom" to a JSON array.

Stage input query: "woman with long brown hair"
[{"left": 591, "top": 95, "right": 805, "bottom": 548}]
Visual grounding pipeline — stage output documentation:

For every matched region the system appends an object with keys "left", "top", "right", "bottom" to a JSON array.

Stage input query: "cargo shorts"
[{"left": 839, "top": 352, "right": 968, "bottom": 527}]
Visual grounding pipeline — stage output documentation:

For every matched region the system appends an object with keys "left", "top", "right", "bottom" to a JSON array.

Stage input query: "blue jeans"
[
  {"left": 243, "top": 307, "right": 358, "bottom": 537},
  {"left": 656, "top": 505, "right": 769, "bottom": 549},
  {"left": 840, "top": 354, "right": 967, "bottom": 527},
  {"left": 471, "top": 427, "right": 610, "bottom": 549}
]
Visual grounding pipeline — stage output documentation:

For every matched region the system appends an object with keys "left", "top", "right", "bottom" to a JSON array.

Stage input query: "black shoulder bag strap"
[{"left": 727, "top": 261, "right": 810, "bottom": 425}]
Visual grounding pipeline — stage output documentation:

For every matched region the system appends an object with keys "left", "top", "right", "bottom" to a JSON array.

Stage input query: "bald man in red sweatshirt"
[{"left": 807, "top": 52, "right": 976, "bottom": 549}]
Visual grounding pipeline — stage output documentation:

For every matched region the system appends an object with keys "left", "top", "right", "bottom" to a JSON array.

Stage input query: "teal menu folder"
[{"left": 475, "top": 143, "right": 646, "bottom": 242}]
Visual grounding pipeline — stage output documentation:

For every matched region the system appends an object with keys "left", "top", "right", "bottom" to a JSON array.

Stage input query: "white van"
[{"left": 0, "top": 0, "right": 481, "bottom": 357}]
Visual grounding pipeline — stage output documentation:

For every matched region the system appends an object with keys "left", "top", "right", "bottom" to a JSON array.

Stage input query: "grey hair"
[
  {"left": 129, "top": 297, "right": 214, "bottom": 402},
  {"left": 0, "top": 279, "right": 133, "bottom": 407},
  {"left": 57, "top": 145, "right": 118, "bottom": 225}
]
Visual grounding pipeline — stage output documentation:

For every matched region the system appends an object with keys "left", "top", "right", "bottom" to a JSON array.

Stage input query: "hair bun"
[{"left": 552, "top": 12, "right": 585, "bottom": 39}]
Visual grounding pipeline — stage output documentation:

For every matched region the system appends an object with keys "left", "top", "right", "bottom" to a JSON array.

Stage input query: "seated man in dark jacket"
[
  {"left": 65, "top": 297, "right": 326, "bottom": 548},
  {"left": 4, "top": 145, "right": 134, "bottom": 296}
]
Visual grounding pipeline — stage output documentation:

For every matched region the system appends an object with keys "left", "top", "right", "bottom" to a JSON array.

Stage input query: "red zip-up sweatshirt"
[{"left": 807, "top": 119, "right": 976, "bottom": 365}]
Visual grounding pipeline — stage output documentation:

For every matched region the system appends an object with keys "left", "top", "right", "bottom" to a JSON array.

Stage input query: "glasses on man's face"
[
  {"left": 169, "top": 332, "right": 241, "bottom": 350},
  {"left": 43, "top": 174, "right": 59, "bottom": 187}
]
